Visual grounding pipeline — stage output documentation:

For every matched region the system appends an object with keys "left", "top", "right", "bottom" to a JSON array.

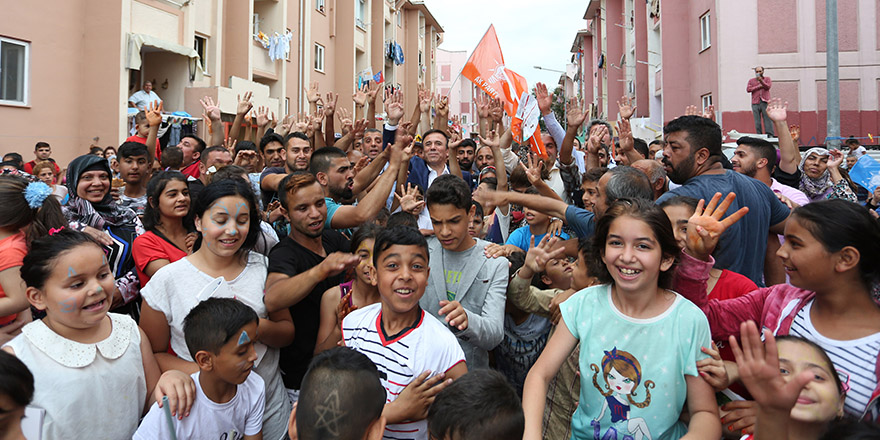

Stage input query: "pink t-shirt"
[
  {"left": 132, "top": 231, "right": 187, "bottom": 286},
  {"left": 770, "top": 178, "right": 810, "bottom": 206},
  {"left": 0, "top": 232, "right": 27, "bottom": 325}
]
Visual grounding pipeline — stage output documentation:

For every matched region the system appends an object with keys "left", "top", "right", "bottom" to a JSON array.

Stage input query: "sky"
[{"left": 423, "top": 0, "right": 589, "bottom": 89}]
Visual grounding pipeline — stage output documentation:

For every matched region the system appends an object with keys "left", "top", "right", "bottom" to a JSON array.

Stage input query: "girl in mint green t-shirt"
[{"left": 522, "top": 198, "right": 723, "bottom": 440}]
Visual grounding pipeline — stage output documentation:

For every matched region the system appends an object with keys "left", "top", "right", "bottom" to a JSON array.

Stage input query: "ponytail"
[{"left": 0, "top": 175, "right": 68, "bottom": 245}]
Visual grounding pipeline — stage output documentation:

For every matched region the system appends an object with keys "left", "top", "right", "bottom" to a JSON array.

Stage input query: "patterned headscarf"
[
  {"left": 63, "top": 154, "right": 138, "bottom": 228},
  {"left": 798, "top": 147, "right": 832, "bottom": 200}
]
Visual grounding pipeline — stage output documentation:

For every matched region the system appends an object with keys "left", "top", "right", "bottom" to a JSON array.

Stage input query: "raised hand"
[
  {"left": 365, "top": 81, "right": 379, "bottom": 103},
  {"left": 488, "top": 97, "right": 504, "bottom": 123},
  {"left": 353, "top": 83, "right": 368, "bottom": 107},
  {"left": 535, "top": 82, "right": 552, "bottom": 116},
  {"left": 478, "top": 130, "right": 499, "bottom": 150},
  {"left": 396, "top": 183, "right": 426, "bottom": 214},
  {"left": 292, "top": 113, "right": 309, "bottom": 133},
  {"left": 255, "top": 106, "right": 270, "bottom": 127},
  {"left": 418, "top": 84, "right": 432, "bottom": 113},
  {"left": 351, "top": 118, "right": 368, "bottom": 140},
  {"left": 277, "top": 114, "right": 293, "bottom": 136},
  {"left": 789, "top": 124, "right": 800, "bottom": 144},
  {"left": 566, "top": 97, "right": 587, "bottom": 131},
  {"left": 477, "top": 94, "right": 490, "bottom": 119},
  {"left": 588, "top": 124, "right": 608, "bottom": 154},
  {"left": 827, "top": 149, "right": 845, "bottom": 169},
  {"left": 145, "top": 101, "right": 163, "bottom": 127},
  {"left": 337, "top": 107, "right": 353, "bottom": 134},
  {"left": 525, "top": 153, "right": 545, "bottom": 185},
  {"left": 199, "top": 96, "right": 221, "bottom": 121},
  {"left": 684, "top": 105, "right": 700, "bottom": 117},
  {"left": 323, "top": 92, "right": 338, "bottom": 116},
  {"left": 616, "top": 117, "right": 634, "bottom": 154},
  {"left": 236, "top": 91, "right": 253, "bottom": 115},
  {"left": 524, "top": 235, "right": 566, "bottom": 274},
  {"left": 305, "top": 81, "right": 320, "bottom": 104},
  {"left": 318, "top": 252, "right": 361, "bottom": 278},
  {"left": 385, "top": 89, "right": 405, "bottom": 125},
  {"left": 617, "top": 95, "right": 636, "bottom": 120},
  {"left": 310, "top": 109, "right": 325, "bottom": 132},
  {"left": 435, "top": 94, "right": 449, "bottom": 118},
  {"left": 766, "top": 98, "right": 787, "bottom": 122},
  {"left": 702, "top": 105, "right": 716, "bottom": 121},
  {"left": 730, "top": 321, "right": 815, "bottom": 415},
  {"left": 686, "top": 192, "right": 750, "bottom": 261}
]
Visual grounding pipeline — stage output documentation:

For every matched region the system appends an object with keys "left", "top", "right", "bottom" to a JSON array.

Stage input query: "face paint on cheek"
[
  {"left": 238, "top": 330, "right": 250, "bottom": 346},
  {"left": 60, "top": 297, "right": 77, "bottom": 313}
]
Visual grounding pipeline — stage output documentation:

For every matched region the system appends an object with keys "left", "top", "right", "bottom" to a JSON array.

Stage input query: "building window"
[
  {"left": 316, "top": 0, "right": 325, "bottom": 13},
  {"left": 356, "top": 0, "right": 366, "bottom": 28},
  {"left": 440, "top": 65, "right": 451, "bottom": 81},
  {"left": 699, "top": 13, "right": 711, "bottom": 51},
  {"left": 397, "top": 11, "right": 402, "bottom": 28},
  {"left": 314, "top": 43, "right": 325, "bottom": 72},
  {"left": 0, "top": 37, "right": 29, "bottom": 106},
  {"left": 194, "top": 35, "right": 208, "bottom": 74},
  {"left": 701, "top": 93, "right": 713, "bottom": 111}
]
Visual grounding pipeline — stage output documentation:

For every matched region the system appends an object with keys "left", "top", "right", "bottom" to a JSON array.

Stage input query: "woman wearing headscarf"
[
  {"left": 62, "top": 154, "right": 144, "bottom": 319},
  {"left": 797, "top": 147, "right": 856, "bottom": 202}
]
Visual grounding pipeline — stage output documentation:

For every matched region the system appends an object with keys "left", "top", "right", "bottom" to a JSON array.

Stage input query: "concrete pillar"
[{"left": 633, "top": 0, "right": 649, "bottom": 117}]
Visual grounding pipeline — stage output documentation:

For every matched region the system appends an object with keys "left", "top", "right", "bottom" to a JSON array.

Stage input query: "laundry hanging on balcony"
[
  {"left": 268, "top": 30, "right": 293, "bottom": 61},
  {"left": 393, "top": 42, "right": 405, "bottom": 65}
]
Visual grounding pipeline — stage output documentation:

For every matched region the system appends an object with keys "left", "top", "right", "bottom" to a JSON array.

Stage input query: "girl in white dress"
[
  {"left": 1, "top": 229, "right": 195, "bottom": 440},
  {"left": 140, "top": 178, "right": 294, "bottom": 440}
]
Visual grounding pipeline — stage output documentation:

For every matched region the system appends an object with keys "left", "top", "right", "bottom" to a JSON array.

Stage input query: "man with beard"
[
  {"left": 457, "top": 138, "right": 478, "bottom": 187},
  {"left": 309, "top": 145, "right": 404, "bottom": 230},
  {"left": 263, "top": 172, "right": 360, "bottom": 403},
  {"left": 731, "top": 136, "right": 808, "bottom": 206},
  {"left": 656, "top": 115, "right": 790, "bottom": 285},
  {"left": 260, "top": 132, "right": 313, "bottom": 208}
]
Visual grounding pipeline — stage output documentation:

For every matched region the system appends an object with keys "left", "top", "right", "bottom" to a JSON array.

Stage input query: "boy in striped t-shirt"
[{"left": 343, "top": 226, "right": 468, "bottom": 440}]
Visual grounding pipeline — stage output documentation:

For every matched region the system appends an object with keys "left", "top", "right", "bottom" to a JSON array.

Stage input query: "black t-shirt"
[
  {"left": 259, "top": 167, "right": 286, "bottom": 208},
  {"left": 773, "top": 167, "right": 801, "bottom": 188},
  {"left": 268, "top": 230, "right": 350, "bottom": 389}
]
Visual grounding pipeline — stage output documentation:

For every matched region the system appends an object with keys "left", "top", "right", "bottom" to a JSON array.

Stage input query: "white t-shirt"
[
  {"left": 342, "top": 303, "right": 465, "bottom": 440},
  {"left": 133, "top": 371, "right": 265, "bottom": 440},
  {"left": 141, "top": 252, "right": 291, "bottom": 440}
]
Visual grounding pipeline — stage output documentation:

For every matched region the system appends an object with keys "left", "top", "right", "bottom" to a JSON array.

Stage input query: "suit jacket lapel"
[
  {"left": 429, "top": 238, "right": 447, "bottom": 302},
  {"left": 452, "top": 242, "right": 487, "bottom": 303}
]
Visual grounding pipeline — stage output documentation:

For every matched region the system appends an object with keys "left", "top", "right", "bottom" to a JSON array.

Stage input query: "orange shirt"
[{"left": 0, "top": 232, "right": 27, "bottom": 325}]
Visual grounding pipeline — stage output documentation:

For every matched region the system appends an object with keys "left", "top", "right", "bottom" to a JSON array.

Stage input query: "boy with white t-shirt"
[
  {"left": 134, "top": 298, "right": 265, "bottom": 440},
  {"left": 342, "top": 226, "right": 468, "bottom": 440}
]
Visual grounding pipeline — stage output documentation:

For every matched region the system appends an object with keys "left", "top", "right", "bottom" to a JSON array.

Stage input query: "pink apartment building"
[
  {"left": 0, "top": 0, "right": 442, "bottom": 165},
  {"left": 435, "top": 48, "right": 476, "bottom": 136},
  {"left": 574, "top": 0, "right": 879, "bottom": 145}
]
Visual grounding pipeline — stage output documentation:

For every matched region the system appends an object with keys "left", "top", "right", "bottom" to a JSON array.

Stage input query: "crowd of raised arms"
[{"left": 1, "top": 79, "right": 880, "bottom": 440}]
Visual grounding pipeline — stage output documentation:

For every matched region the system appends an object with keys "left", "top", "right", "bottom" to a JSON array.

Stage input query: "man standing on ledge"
[{"left": 746, "top": 66, "right": 774, "bottom": 136}]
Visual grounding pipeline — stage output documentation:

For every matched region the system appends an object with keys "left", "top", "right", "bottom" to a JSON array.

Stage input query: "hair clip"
[{"left": 48, "top": 226, "right": 65, "bottom": 236}]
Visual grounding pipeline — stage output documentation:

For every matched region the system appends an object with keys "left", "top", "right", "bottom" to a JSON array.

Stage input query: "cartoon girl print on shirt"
[{"left": 591, "top": 347, "right": 655, "bottom": 440}]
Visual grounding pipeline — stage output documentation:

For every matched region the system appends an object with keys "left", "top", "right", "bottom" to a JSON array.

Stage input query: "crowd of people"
[{"left": 0, "top": 78, "right": 879, "bottom": 440}]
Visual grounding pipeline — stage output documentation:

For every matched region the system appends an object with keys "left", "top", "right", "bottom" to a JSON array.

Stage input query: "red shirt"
[
  {"left": 708, "top": 269, "right": 758, "bottom": 398},
  {"left": 125, "top": 135, "right": 162, "bottom": 160},
  {"left": 132, "top": 231, "right": 187, "bottom": 285},
  {"left": 746, "top": 76, "right": 772, "bottom": 104},
  {"left": 24, "top": 160, "right": 60, "bottom": 175},
  {"left": 0, "top": 232, "right": 27, "bottom": 325},
  {"left": 180, "top": 161, "right": 200, "bottom": 179}
]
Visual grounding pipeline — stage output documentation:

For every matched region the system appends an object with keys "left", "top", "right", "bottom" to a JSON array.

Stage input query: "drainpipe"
[
  {"left": 299, "top": 0, "right": 305, "bottom": 112},
  {"left": 826, "top": 0, "right": 840, "bottom": 149}
]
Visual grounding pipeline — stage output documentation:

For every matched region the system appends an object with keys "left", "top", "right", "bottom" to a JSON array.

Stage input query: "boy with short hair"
[
  {"left": 421, "top": 174, "right": 507, "bottom": 369},
  {"left": 342, "top": 225, "right": 467, "bottom": 440},
  {"left": 134, "top": 298, "right": 265, "bottom": 440},
  {"left": 293, "top": 347, "right": 387, "bottom": 440},
  {"left": 427, "top": 369, "right": 524, "bottom": 440},
  {"left": 161, "top": 145, "right": 184, "bottom": 171},
  {"left": 126, "top": 110, "right": 162, "bottom": 160},
  {"left": 117, "top": 141, "right": 150, "bottom": 217}
]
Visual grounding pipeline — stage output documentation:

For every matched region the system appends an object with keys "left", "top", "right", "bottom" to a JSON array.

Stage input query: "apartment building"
[
  {"left": 572, "top": 0, "right": 879, "bottom": 145},
  {"left": 435, "top": 48, "right": 475, "bottom": 136},
  {"left": 0, "top": 0, "right": 443, "bottom": 165}
]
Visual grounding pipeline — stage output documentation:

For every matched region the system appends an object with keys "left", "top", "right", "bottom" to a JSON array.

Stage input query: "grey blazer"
[{"left": 419, "top": 237, "right": 508, "bottom": 368}]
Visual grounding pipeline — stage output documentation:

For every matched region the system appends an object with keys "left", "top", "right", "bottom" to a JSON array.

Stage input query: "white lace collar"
[{"left": 22, "top": 313, "right": 134, "bottom": 368}]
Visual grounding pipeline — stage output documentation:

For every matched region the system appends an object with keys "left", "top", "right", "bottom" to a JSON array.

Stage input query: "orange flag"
[{"left": 461, "top": 25, "right": 546, "bottom": 157}]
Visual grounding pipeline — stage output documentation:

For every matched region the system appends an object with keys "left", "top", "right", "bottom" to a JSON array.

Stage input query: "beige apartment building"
[{"left": 0, "top": 0, "right": 443, "bottom": 165}]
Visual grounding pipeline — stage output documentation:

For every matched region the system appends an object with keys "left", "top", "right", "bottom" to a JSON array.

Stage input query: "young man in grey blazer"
[{"left": 420, "top": 174, "right": 508, "bottom": 368}]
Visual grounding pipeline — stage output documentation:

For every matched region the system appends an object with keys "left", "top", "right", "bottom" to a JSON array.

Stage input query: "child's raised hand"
[
  {"left": 524, "top": 235, "right": 566, "bottom": 274},
  {"left": 392, "top": 370, "right": 452, "bottom": 421},
  {"left": 686, "top": 192, "right": 749, "bottom": 261},
  {"left": 438, "top": 300, "right": 468, "bottom": 331},
  {"left": 154, "top": 369, "right": 196, "bottom": 419},
  {"left": 730, "top": 321, "right": 814, "bottom": 415},
  {"left": 697, "top": 342, "right": 730, "bottom": 391}
]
